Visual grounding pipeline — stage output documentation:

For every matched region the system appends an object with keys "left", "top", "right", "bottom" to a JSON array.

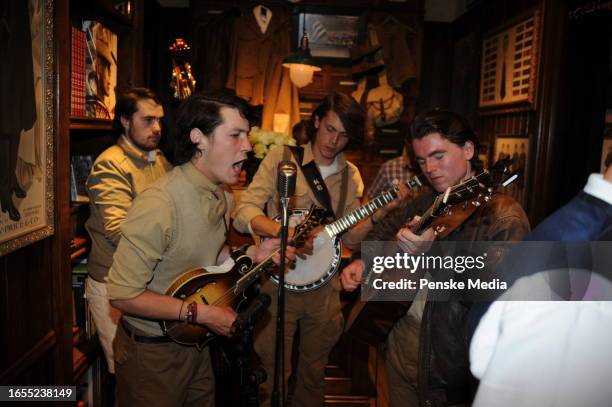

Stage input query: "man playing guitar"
[
  {"left": 233, "top": 92, "right": 409, "bottom": 407},
  {"left": 341, "top": 110, "right": 530, "bottom": 407}
]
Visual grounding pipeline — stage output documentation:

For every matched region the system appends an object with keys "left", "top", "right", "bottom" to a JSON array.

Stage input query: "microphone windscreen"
[{"left": 277, "top": 160, "right": 297, "bottom": 198}]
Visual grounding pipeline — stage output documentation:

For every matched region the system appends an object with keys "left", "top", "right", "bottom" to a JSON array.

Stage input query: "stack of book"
[{"left": 71, "top": 26, "right": 87, "bottom": 117}]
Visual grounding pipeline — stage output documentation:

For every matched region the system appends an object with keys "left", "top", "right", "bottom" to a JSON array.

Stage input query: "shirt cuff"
[
  {"left": 105, "top": 278, "right": 146, "bottom": 300},
  {"left": 584, "top": 173, "right": 612, "bottom": 205},
  {"left": 205, "top": 255, "right": 235, "bottom": 274}
]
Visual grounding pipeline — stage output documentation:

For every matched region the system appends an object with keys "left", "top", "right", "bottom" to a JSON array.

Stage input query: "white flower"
[
  {"left": 248, "top": 127, "right": 295, "bottom": 159},
  {"left": 253, "top": 143, "right": 269, "bottom": 159}
]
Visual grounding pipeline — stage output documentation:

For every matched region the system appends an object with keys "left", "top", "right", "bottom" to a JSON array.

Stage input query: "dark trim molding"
[{"left": 528, "top": 0, "right": 568, "bottom": 224}]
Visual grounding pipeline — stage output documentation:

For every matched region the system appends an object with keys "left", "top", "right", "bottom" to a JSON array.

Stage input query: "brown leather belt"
[{"left": 121, "top": 319, "right": 172, "bottom": 344}]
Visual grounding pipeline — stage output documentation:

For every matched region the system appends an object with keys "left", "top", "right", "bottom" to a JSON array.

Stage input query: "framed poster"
[
  {"left": 83, "top": 20, "right": 118, "bottom": 119},
  {"left": 494, "top": 137, "right": 529, "bottom": 205},
  {"left": 479, "top": 9, "right": 541, "bottom": 109},
  {"left": 0, "top": 0, "right": 55, "bottom": 256}
]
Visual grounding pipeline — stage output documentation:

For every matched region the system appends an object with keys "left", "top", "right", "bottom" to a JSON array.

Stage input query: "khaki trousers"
[
  {"left": 255, "top": 278, "right": 344, "bottom": 407},
  {"left": 386, "top": 313, "right": 421, "bottom": 407},
  {"left": 114, "top": 321, "right": 215, "bottom": 407},
  {"left": 85, "top": 277, "right": 121, "bottom": 373}
]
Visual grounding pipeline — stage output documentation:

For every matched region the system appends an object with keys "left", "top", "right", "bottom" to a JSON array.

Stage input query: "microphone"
[
  {"left": 277, "top": 161, "right": 297, "bottom": 199},
  {"left": 231, "top": 294, "right": 271, "bottom": 336}
]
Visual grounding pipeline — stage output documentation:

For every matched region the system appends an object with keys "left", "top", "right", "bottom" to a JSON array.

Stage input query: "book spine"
[{"left": 70, "top": 27, "right": 87, "bottom": 117}]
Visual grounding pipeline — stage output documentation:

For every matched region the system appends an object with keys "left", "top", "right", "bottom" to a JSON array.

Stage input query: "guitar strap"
[{"left": 283, "top": 146, "right": 349, "bottom": 219}]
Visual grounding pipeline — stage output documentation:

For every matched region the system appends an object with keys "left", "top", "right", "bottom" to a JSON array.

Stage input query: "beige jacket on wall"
[{"left": 226, "top": 7, "right": 300, "bottom": 134}]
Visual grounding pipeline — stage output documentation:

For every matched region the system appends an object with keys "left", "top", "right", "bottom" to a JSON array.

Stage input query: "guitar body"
[
  {"left": 269, "top": 208, "right": 343, "bottom": 291},
  {"left": 161, "top": 258, "right": 253, "bottom": 349}
]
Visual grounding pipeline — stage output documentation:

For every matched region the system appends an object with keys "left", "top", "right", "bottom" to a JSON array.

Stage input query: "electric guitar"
[{"left": 345, "top": 159, "right": 518, "bottom": 346}]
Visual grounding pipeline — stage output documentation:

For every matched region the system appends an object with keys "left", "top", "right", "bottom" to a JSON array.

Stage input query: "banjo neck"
[{"left": 325, "top": 175, "right": 422, "bottom": 237}]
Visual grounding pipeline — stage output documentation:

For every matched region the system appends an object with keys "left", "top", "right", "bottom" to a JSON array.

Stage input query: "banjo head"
[{"left": 269, "top": 208, "right": 342, "bottom": 291}]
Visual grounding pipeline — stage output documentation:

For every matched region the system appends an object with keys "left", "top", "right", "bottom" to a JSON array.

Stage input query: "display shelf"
[{"left": 70, "top": 116, "right": 113, "bottom": 131}]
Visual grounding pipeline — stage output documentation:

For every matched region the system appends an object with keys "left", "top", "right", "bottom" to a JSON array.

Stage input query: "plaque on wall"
[{"left": 479, "top": 9, "right": 541, "bottom": 110}]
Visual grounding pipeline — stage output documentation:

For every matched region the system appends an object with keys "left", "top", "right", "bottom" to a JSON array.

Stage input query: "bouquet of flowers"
[{"left": 248, "top": 127, "right": 296, "bottom": 159}]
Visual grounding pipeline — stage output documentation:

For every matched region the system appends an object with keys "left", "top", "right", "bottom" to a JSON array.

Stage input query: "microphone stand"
[
  {"left": 271, "top": 195, "right": 290, "bottom": 407},
  {"left": 234, "top": 295, "right": 270, "bottom": 407}
]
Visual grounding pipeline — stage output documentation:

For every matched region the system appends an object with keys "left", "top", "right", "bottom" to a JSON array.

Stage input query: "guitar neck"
[{"left": 326, "top": 177, "right": 421, "bottom": 237}]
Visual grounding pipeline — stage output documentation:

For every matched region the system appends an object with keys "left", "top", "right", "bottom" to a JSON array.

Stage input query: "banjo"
[{"left": 269, "top": 175, "right": 423, "bottom": 291}]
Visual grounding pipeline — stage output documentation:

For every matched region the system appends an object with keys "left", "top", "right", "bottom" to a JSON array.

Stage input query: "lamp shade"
[
  {"left": 282, "top": 48, "right": 321, "bottom": 88},
  {"left": 286, "top": 64, "right": 318, "bottom": 88}
]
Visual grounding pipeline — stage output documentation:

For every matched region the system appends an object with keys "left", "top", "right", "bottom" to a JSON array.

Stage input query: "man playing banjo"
[{"left": 233, "top": 91, "right": 408, "bottom": 407}]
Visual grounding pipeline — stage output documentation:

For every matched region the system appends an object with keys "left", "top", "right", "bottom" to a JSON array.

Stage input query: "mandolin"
[{"left": 160, "top": 206, "right": 324, "bottom": 349}]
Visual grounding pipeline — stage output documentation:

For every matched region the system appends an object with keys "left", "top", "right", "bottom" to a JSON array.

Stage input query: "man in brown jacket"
[{"left": 342, "top": 110, "right": 530, "bottom": 407}]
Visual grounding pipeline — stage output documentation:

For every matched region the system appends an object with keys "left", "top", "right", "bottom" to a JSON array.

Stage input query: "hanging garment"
[
  {"left": 365, "top": 84, "right": 404, "bottom": 128},
  {"left": 370, "top": 15, "right": 418, "bottom": 88},
  {"left": 226, "top": 7, "right": 299, "bottom": 134}
]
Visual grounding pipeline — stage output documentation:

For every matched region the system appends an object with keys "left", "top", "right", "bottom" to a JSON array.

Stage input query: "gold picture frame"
[
  {"left": 0, "top": 0, "right": 55, "bottom": 256},
  {"left": 479, "top": 9, "right": 541, "bottom": 110}
]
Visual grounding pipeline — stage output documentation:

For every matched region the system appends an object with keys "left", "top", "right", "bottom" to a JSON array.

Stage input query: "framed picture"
[
  {"left": 0, "top": 0, "right": 55, "bottom": 256},
  {"left": 83, "top": 20, "right": 118, "bottom": 119},
  {"left": 294, "top": 10, "right": 365, "bottom": 64},
  {"left": 494, "top": 137, "right": 529, "bottom": 205},
  {"left": 479, "top": 9, "right": 541, "bottom": 110}
]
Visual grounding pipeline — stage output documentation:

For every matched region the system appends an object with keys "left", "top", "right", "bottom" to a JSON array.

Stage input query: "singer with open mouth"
[
  {"left": 105, "top": 91, "right": 296, "bottom": 407},
  {"left": 233, "top": 92, "right": 407, "bottom": 407}
]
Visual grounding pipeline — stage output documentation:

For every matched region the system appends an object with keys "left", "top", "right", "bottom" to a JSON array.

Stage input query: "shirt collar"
[
  {"left": 302, "top": 142, "right": 347, "bottom": 173},
  {"left": 118, "top": 135, "right": 161, "bottom": 163},
  {"left": 584, "top": 173, "right": 612, "bottom": 205},
  {"left": 181, "top": 161, "right": 222, "bottom": 195}
]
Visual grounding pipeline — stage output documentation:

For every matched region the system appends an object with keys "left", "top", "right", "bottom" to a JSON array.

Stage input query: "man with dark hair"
[
  {"left": 341, "top": 110, "right": 530, "bottom": 406},
  {"left": 233, "top": 92, "right": 406, "bottom": 407},
  {"left": 106, "top": 91, "right": 294, "bottom": 407},
  {"left": 85, "top": 87, "right": 171, "bottom": 376}
]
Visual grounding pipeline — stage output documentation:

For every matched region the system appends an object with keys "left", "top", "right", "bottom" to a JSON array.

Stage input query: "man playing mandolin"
[
  {"left": 341, "top": 110, "right": 530, "bottom": 407},
  {"left": 106, "top": 91, "right": 295, "bottom": 407},
  {"left": 233, "top": 92, "right": 410, "bottom": 407}
]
